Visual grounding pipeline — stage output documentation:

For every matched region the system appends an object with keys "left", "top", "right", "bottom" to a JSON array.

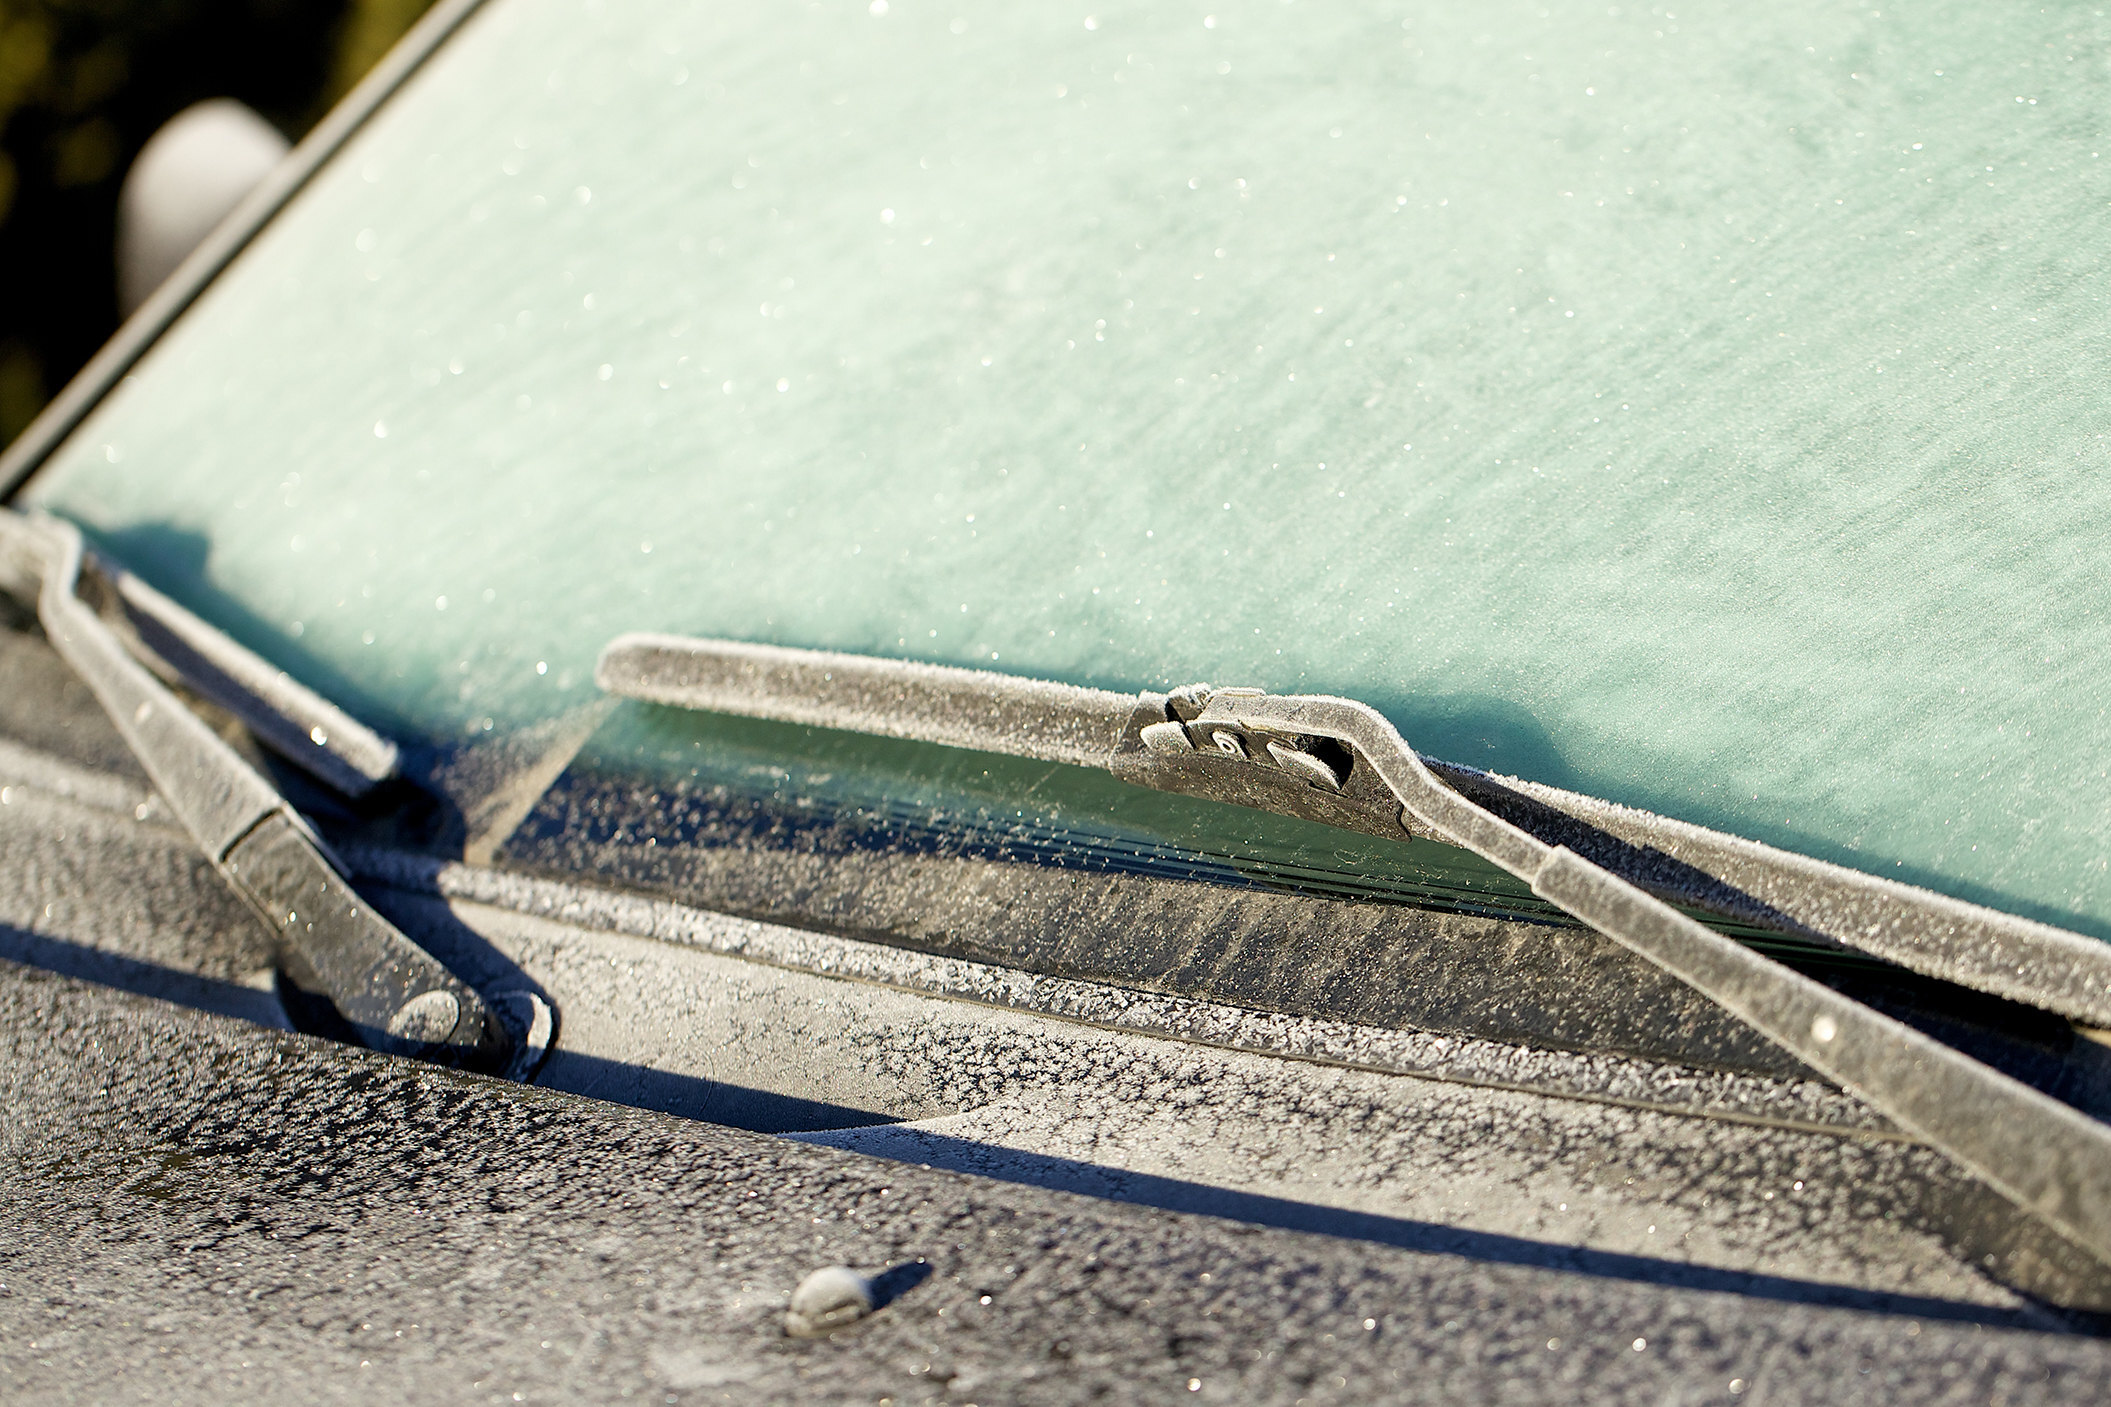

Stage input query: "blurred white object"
[{"left": 116, "top": 100, "right": 290, "bottom": 315}]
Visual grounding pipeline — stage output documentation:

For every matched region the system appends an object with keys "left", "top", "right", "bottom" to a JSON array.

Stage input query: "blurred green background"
[{"left": 0, "top": 0, "right": 433, "bottom": 447}]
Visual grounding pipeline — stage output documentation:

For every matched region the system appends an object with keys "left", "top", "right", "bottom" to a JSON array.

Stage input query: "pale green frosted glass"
[{"left": 27, "top": 0, "right": 2111, "bottom": 934}]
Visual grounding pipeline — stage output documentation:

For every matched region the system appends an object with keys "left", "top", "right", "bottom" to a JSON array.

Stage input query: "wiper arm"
[
  {"left": 1, "top": 509, "right": 509, "bottom": 1069},
  {"left": 599, "top": 632, "right": 2111, "bottom": 1284}
]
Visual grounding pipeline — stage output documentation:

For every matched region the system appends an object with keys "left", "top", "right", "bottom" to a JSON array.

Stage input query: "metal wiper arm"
[
  {"left": 599, "top": 632, "right": 2111, "bottom": 1284},
  {"left": 1, "top": 509, "right": 508, "bottom": 1069}
]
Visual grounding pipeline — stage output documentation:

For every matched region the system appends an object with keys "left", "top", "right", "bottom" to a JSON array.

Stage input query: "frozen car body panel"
[
  {"left": 12, "top": 962, "right": 2111, "bottom": 1404},
  {"left": 4, "top": 0, "right": 2111, "bottom": 1383}
]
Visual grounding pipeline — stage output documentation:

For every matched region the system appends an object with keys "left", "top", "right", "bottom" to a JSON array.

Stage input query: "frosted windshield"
[{"left": 26, "top": 0, "right": 2111, "bottom": 938}]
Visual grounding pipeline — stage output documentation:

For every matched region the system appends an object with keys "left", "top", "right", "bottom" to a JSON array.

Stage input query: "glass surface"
[
  {"left": 24, "top": 0, "right": 2111, "bottom": 936},
  {"left": 546, "top": 701, "right": 1822, "bottom": 956},
  {"left": 574, "top": 700, "right": 1568, "bottom": 923}
]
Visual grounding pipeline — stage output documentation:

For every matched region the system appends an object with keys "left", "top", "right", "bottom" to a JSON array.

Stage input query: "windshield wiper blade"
[
  {"left": 101, "top": 562, "right": 400, "bottom": 799},
  {"left": 598, "top": 632, "right": 2111, "bottom": 1285},
  {"left": 592, "top": 634, "right": 2111, "bottom": 1019},
  {"left": 0, "top": 520, "right": 399, "bottom": 801},
  {"left": 1, "top": 509, "right": 510, "bottom": 1069}
]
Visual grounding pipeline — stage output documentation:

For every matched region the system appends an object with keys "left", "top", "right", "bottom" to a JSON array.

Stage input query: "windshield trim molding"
[{"left": 0, "top": 0, "right": 496, "bottom": 503}]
